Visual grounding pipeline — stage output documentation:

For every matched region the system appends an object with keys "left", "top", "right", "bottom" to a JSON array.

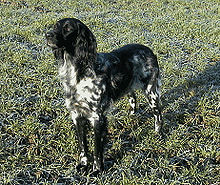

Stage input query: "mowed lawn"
[{"left": 0, "top": 0, "right": 219, "bottom": 184}]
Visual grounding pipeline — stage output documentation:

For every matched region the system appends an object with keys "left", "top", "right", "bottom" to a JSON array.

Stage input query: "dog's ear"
[{"left": 74, "top": 22, "right": 97, "bottom": 63}]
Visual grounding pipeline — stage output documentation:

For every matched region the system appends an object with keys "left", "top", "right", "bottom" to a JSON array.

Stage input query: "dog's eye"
[{"left": 63, "top": 23, "right": 73, "bottom": 34}]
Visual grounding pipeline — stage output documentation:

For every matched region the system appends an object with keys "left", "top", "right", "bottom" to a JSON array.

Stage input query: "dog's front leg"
[
  {"left": 75, "top": 116, "right": 89, "bottom": 172},
  {"left": 94, "top": 122, "right": 104, "bottom": 172},
  {"left": 90, "top": 114, "right": 107, "bottom": 173}
]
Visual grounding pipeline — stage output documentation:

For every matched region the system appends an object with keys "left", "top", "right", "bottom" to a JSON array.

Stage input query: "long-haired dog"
[{"left": 46, "top": 18, "right": 162, "bottom": 173}]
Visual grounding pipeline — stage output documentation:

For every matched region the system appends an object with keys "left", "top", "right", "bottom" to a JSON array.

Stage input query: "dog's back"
[{"left": 96, "top": 44, "right": 159, "bottom": 101}]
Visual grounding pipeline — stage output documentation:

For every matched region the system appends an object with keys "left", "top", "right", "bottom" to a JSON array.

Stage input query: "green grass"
[{"left": 0, "top": 0, "right": 219, "bottom": 184}]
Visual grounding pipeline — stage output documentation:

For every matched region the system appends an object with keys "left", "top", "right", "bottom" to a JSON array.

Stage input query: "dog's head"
[{"left": 46, "top": 18, "right": 97, "bottom": 60}]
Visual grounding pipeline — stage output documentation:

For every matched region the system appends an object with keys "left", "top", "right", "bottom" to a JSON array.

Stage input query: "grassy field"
[{"left": 0, "top": 0, "right": 219, "bottom": 184}]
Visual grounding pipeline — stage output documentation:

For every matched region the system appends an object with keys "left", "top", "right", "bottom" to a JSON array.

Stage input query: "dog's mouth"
[
  {"left": 45, "top": 31, "right": 60, "bottom": 48},
  {"left": 46, "top": 39, "right": 59, "bottom": 48}
]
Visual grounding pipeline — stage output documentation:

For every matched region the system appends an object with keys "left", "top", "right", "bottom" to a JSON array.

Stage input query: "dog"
[{"left": 45, "top": 18, "right": 162, "bottom": 173}]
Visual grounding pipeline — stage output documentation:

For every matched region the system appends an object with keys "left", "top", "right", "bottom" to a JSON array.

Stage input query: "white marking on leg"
[
  {"left": 129, "top": 97, "right": 136, "bottom": 114},
  {"left": 88, "top": 112, "right": 99, "bottom": 127},
  {"left": 156, "top": 78, "right": 161, "bottom": 97},
  {"left": 154, "top": 114, "right": 162, "bottom": 133},
  {"left": 150, "top": 92, "right": 157, "bottom": 100},
  {"left": 80, "top": 157, "right": 88, "bottom": 166},
  {"left": 147, "top": 84, "right": 153, "bottom": 93},
  {"left": 150, "top": 100, "right": 156, "bottom": 108},
  {"left": 79, "top": 151, "right": 88, "bottom": 166},
  {"left": 93, "top": 160, "right": 98, "bottom": 171},
  {"left": 65, "top": 98, "right": 71, "bottom": 109},
  {"left": 70, "top": 111, "right": 78, "bottom": 125}
]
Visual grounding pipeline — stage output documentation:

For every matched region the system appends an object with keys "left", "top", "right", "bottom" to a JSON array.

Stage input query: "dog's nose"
[{"left": 45, "top": 31, "right": 54, "bottom": 38}]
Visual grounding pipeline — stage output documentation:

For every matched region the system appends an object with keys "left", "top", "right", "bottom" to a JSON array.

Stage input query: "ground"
[{"left": 0, "top": 0, "right": 219, "bottom": 184}]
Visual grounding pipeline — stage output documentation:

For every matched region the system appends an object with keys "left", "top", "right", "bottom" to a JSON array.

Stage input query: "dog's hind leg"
[
  {"left": 128, "top": 92, "right": 137, "bottom": 114},
  {"left": 75, "top": 116, "right": 89, "bottom": 172},
  {"left": 144, "top": 74, "right": 163, "bottom": 133}
]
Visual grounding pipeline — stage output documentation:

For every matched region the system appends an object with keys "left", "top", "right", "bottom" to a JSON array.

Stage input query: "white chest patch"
[
  {"left": 59, "top": 52, "right": 106, "bottom": 115},
  {"left": 76, "top": 78, "right": 98, "bottom": 102},
  {"left": 72, "top": 77, "right": 104, "bottom": 114}
]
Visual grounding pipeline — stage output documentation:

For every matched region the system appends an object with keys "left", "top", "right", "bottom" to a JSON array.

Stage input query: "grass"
[{"left": 0, "top": 0, "right": 219, "bottom": 184}]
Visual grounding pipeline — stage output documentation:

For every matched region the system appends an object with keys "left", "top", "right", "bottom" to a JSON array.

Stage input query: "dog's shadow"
[
  {"left": 162, "top": 61, "right": 220, "bottom": 129},
  {"left": 104, "top": 61, "right": 220, "bottom": 170}
]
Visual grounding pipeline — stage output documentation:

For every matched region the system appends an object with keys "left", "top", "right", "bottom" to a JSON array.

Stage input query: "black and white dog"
[{"left": 46, "top": 18, "right": 162, "bottom": 173}]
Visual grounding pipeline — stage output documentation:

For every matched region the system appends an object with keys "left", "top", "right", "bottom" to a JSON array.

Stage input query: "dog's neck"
[{"left": 58, "top": 50, "right": 96, "bottom": 85}]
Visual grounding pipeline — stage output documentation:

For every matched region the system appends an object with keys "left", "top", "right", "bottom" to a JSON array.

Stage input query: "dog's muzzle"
[
  {"left": 45, "top": 31, "right": 59, "bottom": 48},
  {"left": 45, "top": 31, "right": 55, "bottom": 39}
]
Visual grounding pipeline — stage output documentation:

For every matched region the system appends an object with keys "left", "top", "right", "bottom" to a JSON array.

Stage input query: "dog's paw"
[
  {"left": 92, "top": 161, "right": 104, "bottom": 175},
  {"left": 76, "top": 163, "right": 88, "bottom": 174},
  {"left": 154, "top": 128, "right": 166, "bottom": 140},
  {"left": 90, "top": 169, "right": 101, "bottom": 177}
]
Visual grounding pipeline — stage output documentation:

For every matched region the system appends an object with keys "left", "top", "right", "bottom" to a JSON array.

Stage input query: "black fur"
[{"left": 46, "top": 18, "right": 163, "bottom": 173}]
